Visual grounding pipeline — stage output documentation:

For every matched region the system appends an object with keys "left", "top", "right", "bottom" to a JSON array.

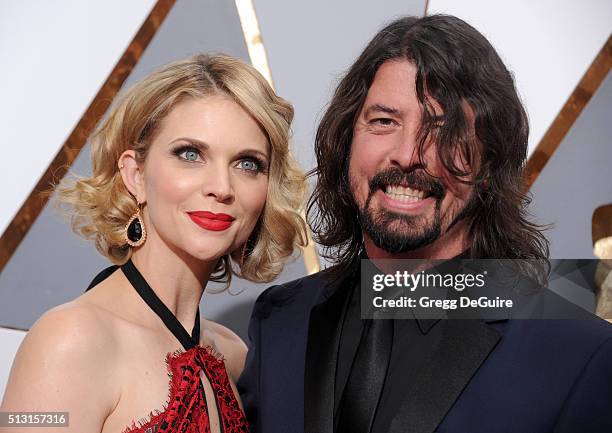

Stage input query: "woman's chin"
[
  {"left": 185, "top": 242, "right": 237, "bottom": 263},
  {"left": 188, "top": 249, "right": 228, "bottom": 263}
]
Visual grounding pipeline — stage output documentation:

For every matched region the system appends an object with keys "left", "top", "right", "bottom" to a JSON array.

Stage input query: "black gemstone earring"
[{"left": 125, "top": 203, "right": 146, "bottom": 247}]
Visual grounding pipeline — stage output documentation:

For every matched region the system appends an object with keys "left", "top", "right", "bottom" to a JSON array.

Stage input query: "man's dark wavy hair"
[{"left": 307, "top": 14, "right": 549, "bottom": 275}]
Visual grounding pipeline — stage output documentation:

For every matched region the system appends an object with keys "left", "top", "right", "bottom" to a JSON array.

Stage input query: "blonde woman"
[{"left": 1, "top": 54, "right": 306, "bottom": 433}]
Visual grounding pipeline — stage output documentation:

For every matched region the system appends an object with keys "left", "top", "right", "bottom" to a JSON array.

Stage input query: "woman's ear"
[{"left": 118, "top": 150, "right": 146, "bottom": 203}]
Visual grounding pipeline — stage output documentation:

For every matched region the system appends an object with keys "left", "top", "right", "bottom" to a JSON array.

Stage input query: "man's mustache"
[{"left": 368, "top": 168, "right": 445, "bottom": 199}]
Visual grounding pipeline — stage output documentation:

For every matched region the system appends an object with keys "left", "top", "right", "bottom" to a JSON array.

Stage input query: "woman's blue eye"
[
  {"left": 183, "top": 150, "right": 199, "bottom": 161},
  {"left": 239, "top": 159, "right": 259, "bottom": 172},
  {"left": 177, "top": 149, "right": 200, "bottom": 162},
  {"left": 173, "top": 146, "right": 202, "bottom": 162}
]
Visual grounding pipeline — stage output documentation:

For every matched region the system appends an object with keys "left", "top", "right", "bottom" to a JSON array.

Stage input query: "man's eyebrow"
[{"left": 364, "top": 103, "right": 401, "bottom": 117}]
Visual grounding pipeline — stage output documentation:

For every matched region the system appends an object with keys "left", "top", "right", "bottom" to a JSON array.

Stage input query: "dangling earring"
[
  {"left": 240, "top": 233, "right": 257, "bottom": 266},
  {"left": 241, "top": 218, "right": 263, "bottom": 265},
  {"left": 125, "top": 203, "right": 146, "bottom": 247},
  {"left": 240, "top": 239, "right": 250, "bottom": 265}
]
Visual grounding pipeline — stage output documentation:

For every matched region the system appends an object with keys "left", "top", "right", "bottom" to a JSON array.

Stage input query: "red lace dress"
[
  {"left": 122, "top": 346, "right": 248, "bottom": 433},
  {"left": 108, "top": 260, "right": 249, "bottom": 433}
]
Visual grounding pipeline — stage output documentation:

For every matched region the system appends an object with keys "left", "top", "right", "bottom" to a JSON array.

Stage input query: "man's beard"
[
  {"left": 359, "top": 197, "right": 442, "bottom": 254},
  {"left": 354, "top": 167, "right": 474, "bottom": 254}
]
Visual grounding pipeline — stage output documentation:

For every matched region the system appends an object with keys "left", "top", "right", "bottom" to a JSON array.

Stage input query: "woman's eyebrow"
[
  {"left": 168, "top": 137, "right": 210, "bottom": 150},
  {"left": 236, "top": 149, "right": 269, "bottom": 160}
]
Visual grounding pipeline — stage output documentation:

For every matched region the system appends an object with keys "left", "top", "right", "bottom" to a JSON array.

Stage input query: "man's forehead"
[
  {"left": 362, "top": 60, "right": 445, "bottom": 116},
  {"left": 369, "top": 60, "right": 417, "bottom": 94}
]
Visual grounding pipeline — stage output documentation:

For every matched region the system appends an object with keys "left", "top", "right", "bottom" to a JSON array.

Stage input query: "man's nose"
[
  {"left": 202, "top": 164, "right": 234, "bottom": 204},
  {"left": 388, "top": 126, "right": 421, "bottom": 169}
]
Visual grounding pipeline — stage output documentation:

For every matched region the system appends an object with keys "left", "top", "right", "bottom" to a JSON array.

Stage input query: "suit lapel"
[
  {"left": 304, "top": 272, "right": 354, "bottom": 433},
  {"left": 389, "top": 319, "right": 502, "bottom": 433}
]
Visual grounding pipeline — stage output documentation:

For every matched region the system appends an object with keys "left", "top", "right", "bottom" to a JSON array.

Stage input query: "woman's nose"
[{"left": 202, "top": 165, "right": 234, "bottom": 204}]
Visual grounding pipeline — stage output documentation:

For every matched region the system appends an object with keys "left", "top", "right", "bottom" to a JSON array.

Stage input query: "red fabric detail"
[{"left": 122, "top": 346, "right": 249, "bottom": 433}]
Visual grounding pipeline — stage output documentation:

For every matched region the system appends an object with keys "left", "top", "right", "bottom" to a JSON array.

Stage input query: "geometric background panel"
[
  {"left": 529, "top": 71, "right": 612, "bottom": 261},
  {"left": 0, "top": 328, "right": 26, "bottom": 401},
  {"left": 0, "top": 0, "right": 157, "bottom": 235}
]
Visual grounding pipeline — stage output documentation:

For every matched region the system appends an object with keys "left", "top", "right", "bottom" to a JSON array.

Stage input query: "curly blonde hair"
[{"left": 58, "top": 53, "right": 307, "bottom": 284}]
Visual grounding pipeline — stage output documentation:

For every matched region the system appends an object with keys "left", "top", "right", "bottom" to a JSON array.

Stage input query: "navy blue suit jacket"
[{"left": 237, "top": 268, "right": 612, "bottom": 433}]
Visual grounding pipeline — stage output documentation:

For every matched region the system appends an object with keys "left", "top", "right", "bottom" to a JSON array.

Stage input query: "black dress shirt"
[{"left": 333, "top": 254, "right": 471, "bottom": 432}]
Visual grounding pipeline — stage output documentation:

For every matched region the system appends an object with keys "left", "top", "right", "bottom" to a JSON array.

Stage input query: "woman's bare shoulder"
[
  {"left": 1, "top": 299, "right": 121, "bottom": 429},
  {"left": 5, "top": 299, "right": 120, "bottom": 390},
  {"left": 201, "top": 318, "right": 247, "bottom": 382},
  {"left": 31, "top": 298, "right": 118, "bottom": 348}
]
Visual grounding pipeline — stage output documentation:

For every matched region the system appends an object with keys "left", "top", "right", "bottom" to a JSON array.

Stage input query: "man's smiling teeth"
[{"left": 384, "top": 185, "right": 425, "bottom": 202}]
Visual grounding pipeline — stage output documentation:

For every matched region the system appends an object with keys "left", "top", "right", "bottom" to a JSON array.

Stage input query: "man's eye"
[{"left": 371, "top": 118, "right": 396, "bottom": 127}]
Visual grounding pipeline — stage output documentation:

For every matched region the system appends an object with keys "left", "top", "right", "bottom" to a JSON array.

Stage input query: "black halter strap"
[{"left": 121, "top": 259, "right": 200, "bottom": 350}]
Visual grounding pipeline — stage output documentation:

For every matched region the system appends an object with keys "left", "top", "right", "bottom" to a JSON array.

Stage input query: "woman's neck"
[{"left": 128, "top": 234, "right": 217, "bottom": 334}]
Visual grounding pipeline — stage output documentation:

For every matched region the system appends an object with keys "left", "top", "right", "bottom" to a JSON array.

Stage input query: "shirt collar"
[{"left": 359, "top": 248, "right": 473, "bottom": 335}]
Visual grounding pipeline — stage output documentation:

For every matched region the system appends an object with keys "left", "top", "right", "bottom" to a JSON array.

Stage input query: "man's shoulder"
[
  {"left": 252, "top": 266, "right": 342, "bottom": 319},
  {"left": 552, "top": 316, "right": 612, "bottom": 341},
  {"left": 503, "top": 315, "right": 612, "bottom": 356}
]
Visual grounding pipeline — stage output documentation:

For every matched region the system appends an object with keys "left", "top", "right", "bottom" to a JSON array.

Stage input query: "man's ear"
[{"left": 118, "top": 150, "right": 146, "bottom": 203}]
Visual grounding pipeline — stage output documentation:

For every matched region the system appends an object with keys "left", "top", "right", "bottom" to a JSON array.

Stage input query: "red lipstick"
[{"left": 187, "top": 211, "right": 235, "bottom": 231}]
